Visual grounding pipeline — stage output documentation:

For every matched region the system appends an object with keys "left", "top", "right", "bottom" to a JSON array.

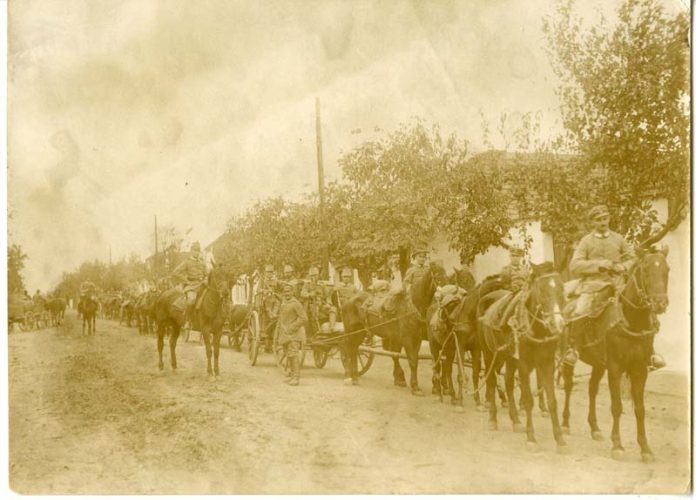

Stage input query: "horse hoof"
[
  {"left": 641, "top": 452, "right": 655, "bottom": 463},
  {"left": 411, "top": 388, "right": 424, "bottom": 397},
  {"left": 557, "top": 443, "right": 571, "bottom": 455},
  {"left": 591, "top": 431, "right": 604, "bottom": 441},
  {"left": 344, "top": 378, "right": 353, "bottom": 386},
  {"left": 611, "top": 449, "right": 625, "bottom": 461},
  {"left": 561, "top": 426, "right": 570, "bottom": 435},
  {"left": 395, "top": 380, "right": 407, "bottom": 388},
  {"left": 488, "top": 422, "right": 498, "bottom": 431},
  {"left": 476, "top": 404, "right": 487, "bottom": 413},
  {"left": 512, "top": 423, "right": 525, "bottom": 433},
  {"left": 526, "top": 442, "right": 540, "bottom": 453},
  {"left": 352, "top": 379, "right": 360, "bottom": 386}
]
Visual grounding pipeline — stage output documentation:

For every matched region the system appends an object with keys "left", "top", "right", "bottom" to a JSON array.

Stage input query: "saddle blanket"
[
  {"left": 365, "top": 292, "right": 398, "bottom": 318},
  {"left": 564, "top": 281, "right": 615, "bottom": 322}
]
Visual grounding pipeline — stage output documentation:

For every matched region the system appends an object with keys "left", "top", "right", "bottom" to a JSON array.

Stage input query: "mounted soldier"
[
  {"left": 403, "top": 247, "right": 430, "bottom": 294},
  {"left": 335, "top": 267, "right": 359, "bottom": 305},
  {"left": 170, "top": 241, "right": 207, "bottom": 332},
  {"left": 300, "top": 266, "right": 337, "bottom": 333},
  {"left": 562, "top": 205, "right": 665, "bottom": 369}
]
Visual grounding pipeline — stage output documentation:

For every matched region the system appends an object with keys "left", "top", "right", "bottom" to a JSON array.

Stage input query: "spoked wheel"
[
  {"left": 358, "top": 335, "right": 376, "bottom": 376},
  {"left": 313, "top": 347, "right": 329, "bottom": 368},
  {"left": 248, "top": 310, "right": 260, "bottom": 366}
]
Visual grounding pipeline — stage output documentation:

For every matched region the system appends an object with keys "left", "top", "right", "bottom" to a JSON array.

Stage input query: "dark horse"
[
  {"left": 341, "top": 266, "right": 436, "bottom": 395},
  {"left": 560, "top": 247, "right": 669, "bottom": 462},
  {"left": 136, "top": 289, "right": 159, "bottom": 335},
  {"left": 78, "top": 295, "right": 98, "bottom": 336},
  {"left": 479, "top": 262, "right": 568, "bottom": 453},
  {"left": 196, "top": 265, "right": 232, "bottom": 376},
  {"left": 429, "top": 274, "right": 507, "bottom": 410}
]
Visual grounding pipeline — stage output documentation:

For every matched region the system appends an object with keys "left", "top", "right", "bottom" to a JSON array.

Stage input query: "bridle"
[
  {"left": 519, "top": 272, "right": 565, "bottom": 342},
  {"left": 619, "top": 254, "right": 668, "bottom": 312}
]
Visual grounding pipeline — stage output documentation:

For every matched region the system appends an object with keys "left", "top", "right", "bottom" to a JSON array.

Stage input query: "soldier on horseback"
[
  {"left": 335, "top": 267, "right": 359, "bottom": 305},
  {"left": 171, "top": 241, "right": 207, "bottom": 332},
  {"left": 403, "top": 246, "right": 429, "bottom": 294},
  {"left": 300, "top": 266, "right": 337, "bottom": 333},
  {"left": 562, "top": 205, "right": 665, "bottom": 369}
]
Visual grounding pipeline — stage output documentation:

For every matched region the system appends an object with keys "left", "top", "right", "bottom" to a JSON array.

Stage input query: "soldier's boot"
[{"left": 288, "top": 356, "right": 300, "bottom": 386}]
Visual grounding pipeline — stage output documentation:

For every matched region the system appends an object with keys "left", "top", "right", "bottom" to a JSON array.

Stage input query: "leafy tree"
[
  {"left": 542, "top": 0, "right": 689, "bottom": 241},
  {"left": 8, "top": 244, "right": 28, "bottom": 293}
]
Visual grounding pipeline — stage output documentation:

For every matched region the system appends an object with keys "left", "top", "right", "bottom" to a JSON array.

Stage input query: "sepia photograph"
[{"left": 5, "top": 0, "right": 691, "bottom": 495}]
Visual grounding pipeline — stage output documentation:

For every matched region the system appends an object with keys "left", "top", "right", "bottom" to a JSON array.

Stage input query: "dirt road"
[{"left": 8, "top": 311, "right": 690, "bottom": 494}]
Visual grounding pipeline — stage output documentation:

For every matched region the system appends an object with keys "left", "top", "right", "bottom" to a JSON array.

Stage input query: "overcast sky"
[{"left": 7, "top": 0, "right": 686, "bottom": 291}]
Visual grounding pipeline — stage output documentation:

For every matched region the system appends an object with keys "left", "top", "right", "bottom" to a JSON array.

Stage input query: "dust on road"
[{"left": 8, "top": 312, "right": 691, "bottom": 494}]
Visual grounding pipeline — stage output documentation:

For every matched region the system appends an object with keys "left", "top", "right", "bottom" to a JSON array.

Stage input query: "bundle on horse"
[
  {"left": 560, "top": 245, "right": 670, "bottom": 462},
  {"left": 478, "top": 262, "right": 568, "bottom": 453},
  {"left": 196, "top": 265, "right": 232, "bottom": 376},
  {"left": 341, "top": 264, "right": 436, "bottom": 395}
]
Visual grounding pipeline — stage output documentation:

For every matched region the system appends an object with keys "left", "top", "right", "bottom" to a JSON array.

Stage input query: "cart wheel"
[
  {"left": 358, "top": 336, "right": 376, "bottom": 376},
  {"left": 313, "top": 347, "right": 329, "bottom": 369},
  {"left": 248, "top": 311, "right": 260, "bottom": 366}
]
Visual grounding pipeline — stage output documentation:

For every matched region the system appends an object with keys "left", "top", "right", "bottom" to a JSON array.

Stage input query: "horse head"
[
  {"left": 527, "top": 262, "right": 565, "bottom": 336},
  {"left": 208, "top": 264, "right": 232, "bottom": 301},
  {"left": 624, "top": 246, "right": 670, "bottom": 314},
  {"left": 411, "top": 265, "right": 437, "bottom": 312}
]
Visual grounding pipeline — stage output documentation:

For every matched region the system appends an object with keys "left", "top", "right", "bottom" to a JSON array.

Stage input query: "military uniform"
[
  {"left": 300, "top": 278, "right": 336, "bottom": 329},
  {"left": 277, "top": 295, "right": 308, "bottom": 385}
]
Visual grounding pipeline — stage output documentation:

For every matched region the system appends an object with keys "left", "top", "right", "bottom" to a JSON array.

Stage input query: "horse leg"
[
  {"left": 472, "top": 344, "right": 483, "bottom": 409},
  {"left": 537, "top": 373, "right": 548, "bottom": 417},
  {"left": 561, "top": 362, "right": 574, "bottom": 434},
  {"left": 607, "top": 360, "right": 625, "bottom": 459},
  {"left": 405, "top": 332, "right": 423, "bottom": 396},
  {"left": 518, "top": 360, "right": 538, "bottom": 451},
  {"left": 157, "top": 325, "right": 165, "bottom": 371},
  {"left": 631, "top": 365, "right": 653, "bottom": 462},
  {"left": 430, "top": 340, "right": 443, "bottom": 398},
  {"left": 213, "top": 327, "right": 222, "bottom": 376},
  {"left": 170, "top": 325, "right": 180, "bottom": 371},
  {"left": 484, "top": 351, "right": 499, "bottom": 431},
  {"left": 202, "top": 320, "right": 213, "bottom": 376},
  {"left": 497, "top": 365, "right": 509, "bottom": 408},
  {"left": 442, "top": 341, "right": 454, "bottom": 399},
  {"left": 386, "top": 338, "right": 406, "bottom": 387},
  {"left": 539, "top": 346, "right": 567, "bottom": 452},
  {"left": 505, "top": 359, "right": 522, "bottom": 432},
  {"left": 588, "top": 365, "right": 606, "bottom": 440}
]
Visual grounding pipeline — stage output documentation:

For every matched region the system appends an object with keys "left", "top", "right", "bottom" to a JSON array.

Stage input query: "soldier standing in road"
[{"left": 277, "top": 282, "right": 308, "bottom": 386}]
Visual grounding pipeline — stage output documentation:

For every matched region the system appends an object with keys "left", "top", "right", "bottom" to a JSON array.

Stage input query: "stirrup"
[
  {"left": 649, "top": 354, "right": 666, "bottom": 371},
  {"left": 562, "top": 348, "right": 578, "bottom": 366}
]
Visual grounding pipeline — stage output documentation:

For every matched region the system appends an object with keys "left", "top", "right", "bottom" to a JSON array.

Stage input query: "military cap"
[
  {"left": 588, "top": 205, "right": 610, "bottom": 220},
  {"left": 264, "top": 264, "right": 275, "bottom": 273},
  {"left": 308, "top": 266, "right": 319, "bottom": 276},
  {"left": 283, "top": 264, "right": 294, "bottom": 273},
  {"left": 191, "top": 241, "right": 201, "bottom": 251},
  {"left": 341, "top": 268, "right": 353, "bottom": 278}
]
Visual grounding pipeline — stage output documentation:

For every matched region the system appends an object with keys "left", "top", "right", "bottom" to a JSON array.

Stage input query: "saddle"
[
  {"left": 563, "top": 280, "right": 616, "bottom": 322},
  {"left": 364, "top": 291, "right": 398, "bottom": 319}
]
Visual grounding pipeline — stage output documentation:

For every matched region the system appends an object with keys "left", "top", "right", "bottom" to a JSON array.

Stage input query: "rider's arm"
[{"left": 288, "top": 301, "right": 308, "bottom": 332}]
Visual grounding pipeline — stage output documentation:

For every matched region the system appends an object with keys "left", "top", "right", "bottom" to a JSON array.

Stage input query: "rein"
[{"left": 614, "top": 258, "right": 665, "bottom": 337}]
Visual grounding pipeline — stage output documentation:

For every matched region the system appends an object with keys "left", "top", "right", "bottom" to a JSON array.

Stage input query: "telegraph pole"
[{"left": 315, "top": 97, "right": 329, "bottom": 275}]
